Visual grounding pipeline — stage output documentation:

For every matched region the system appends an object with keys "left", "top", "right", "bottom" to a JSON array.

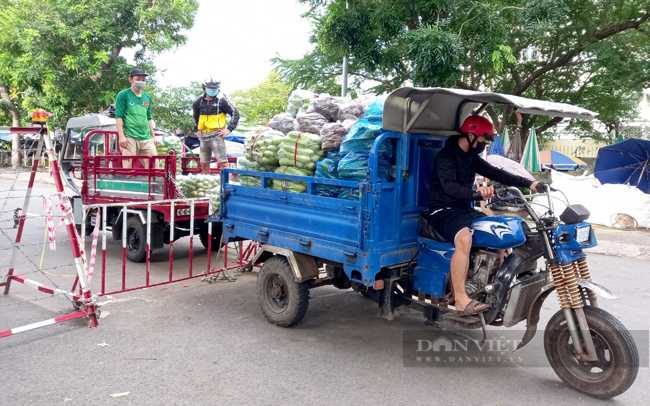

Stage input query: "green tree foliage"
[
  {"left": 0, "top": 0, "right": 198, "bottom": 166},
  {"left": 229, "top": 72, "right": 293, "bottom": 126},
  {"left": 275, "top": 0, "right": 650, "bottom": 137},
  {"left": 151, "top": 82, "right": 203, "bottom": 133}
]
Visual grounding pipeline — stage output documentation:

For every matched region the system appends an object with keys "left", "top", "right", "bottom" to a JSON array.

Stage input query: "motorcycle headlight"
[{"left": 575, "top": 225, "right": 591, "bottom": 244}]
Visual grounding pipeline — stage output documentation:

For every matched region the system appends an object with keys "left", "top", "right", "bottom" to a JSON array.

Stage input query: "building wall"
[{"left": 544, "top": 139, "right": 607, "bottom": 158}]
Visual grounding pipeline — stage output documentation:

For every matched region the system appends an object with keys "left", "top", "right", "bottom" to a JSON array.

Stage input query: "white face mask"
[{"left": 133, "top": 81, "right": 146, "bottom": 90}]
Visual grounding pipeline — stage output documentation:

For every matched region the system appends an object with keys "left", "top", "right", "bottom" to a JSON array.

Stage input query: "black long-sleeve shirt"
[
  {"left": 428, "top": 136, "right": 534, "bottom": 210},
  {"left": 192, "top": 95, "right": 240, "bottom": 133}
]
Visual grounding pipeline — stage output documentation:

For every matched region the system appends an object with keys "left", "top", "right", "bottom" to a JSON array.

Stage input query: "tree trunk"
[
  {"left": 0, "top": 83, "right": 22, "bottom": 168},
  {"left": 89, "top": 44, "right": 123, "bottom": 83}
]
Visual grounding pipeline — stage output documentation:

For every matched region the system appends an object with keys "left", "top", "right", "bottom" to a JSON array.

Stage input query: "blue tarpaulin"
[
  {"left": 487, "top": 135, "right": 506, "bottom": 156},
  {"left": 594, "top": 139, "right": 650, "bottom": 194},
  {"left": 224, "top": 131, "right": 245, "bottom": 144}
]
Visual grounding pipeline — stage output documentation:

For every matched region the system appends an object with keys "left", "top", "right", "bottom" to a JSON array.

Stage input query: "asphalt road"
[{"left": 1, "top": 178, "right": 649, "bottom": 406}]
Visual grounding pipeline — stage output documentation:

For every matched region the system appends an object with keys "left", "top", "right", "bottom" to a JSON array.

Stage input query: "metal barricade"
[
  {"left": 73, "top": 198, "right": 224, "bottom": 296},
  {"left": 1, "top": 118, "right": 99, "bottom": 338}
]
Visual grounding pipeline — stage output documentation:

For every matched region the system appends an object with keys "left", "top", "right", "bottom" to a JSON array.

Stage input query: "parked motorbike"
[{"left": 410, "top": 185, "right": 639, "bottom": 399}]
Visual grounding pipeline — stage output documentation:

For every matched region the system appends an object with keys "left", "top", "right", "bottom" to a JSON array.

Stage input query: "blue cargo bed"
[{"left": 211, "top": 133, "right": 447, "bottom": 285}]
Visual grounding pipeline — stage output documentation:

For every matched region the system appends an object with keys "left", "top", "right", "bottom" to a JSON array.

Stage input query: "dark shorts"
[{"left": 426, "top": 207, "right": 486, "bottom": 242}]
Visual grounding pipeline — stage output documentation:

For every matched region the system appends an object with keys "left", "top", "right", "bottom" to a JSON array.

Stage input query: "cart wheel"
[
  {"left": 111, "top": 218, "right": 123, "bottom": 241},
  {"left": 199, "top": 222, "right": 224, "bottom": 250},
  {"left": 76, "top": 224, "right": 94, "bottom": 236},
  {"left": 125, "top": 216, "right": 147, "bottom": 263},
  {"left": 257, "top": 256, "right": 309, "bottom": 327}
]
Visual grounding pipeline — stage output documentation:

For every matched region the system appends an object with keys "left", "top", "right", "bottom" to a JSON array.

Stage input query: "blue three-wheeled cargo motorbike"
[{"left": 215, "top": 88, "right": 638, "bottom": 399}]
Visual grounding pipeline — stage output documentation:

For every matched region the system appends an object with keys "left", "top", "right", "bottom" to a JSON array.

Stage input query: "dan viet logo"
[
  {"left": 404, "top": 329, "right": 649, "bottom": 368},
  {"left": 418, "top": 336, "right": 521, "bottom": 352},
  {"left": 409, "top": 335, "right": 525, "bottom": 366}
]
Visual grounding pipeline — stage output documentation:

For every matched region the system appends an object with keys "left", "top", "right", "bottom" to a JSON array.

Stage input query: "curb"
[
  {"left": 0, "top": 171, "right": 55, "bottom": 185},
  {"left": 589, "top": 242, "right": 650, "bottom": 260},
  {"left": 495, "top": 209, "right": 650, "bottom": 261}
]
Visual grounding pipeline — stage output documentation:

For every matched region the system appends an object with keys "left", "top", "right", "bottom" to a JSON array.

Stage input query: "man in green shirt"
[{"left": 115, "top": 68, "right": 157, "bottom": 168}]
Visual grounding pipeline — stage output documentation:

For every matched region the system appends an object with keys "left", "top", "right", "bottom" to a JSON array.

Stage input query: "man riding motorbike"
[{"left": 426, "top": 115, "right": 546, "bottom": 315}]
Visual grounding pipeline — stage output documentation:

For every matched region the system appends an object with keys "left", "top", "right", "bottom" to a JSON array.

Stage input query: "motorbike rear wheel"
[
  {"left": 257, "top": 256, "right": 310, "bottom": 327},
  {"left": 544, "top": 306, "right": 638, "bottom": 399}
]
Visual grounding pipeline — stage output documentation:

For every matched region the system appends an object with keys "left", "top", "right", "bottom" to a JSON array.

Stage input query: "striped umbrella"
[
  {"left": 520, "top": 127, "right": 541, "bottom": 173},
  {"left": 508, "top": 127, "right": 523, "bottom": 162},
  {"left": 540, "top": 150, "right": 587, "bottom": 171},
  {"left": 502, "top": 128, "right": 511, "bottom": 152}
]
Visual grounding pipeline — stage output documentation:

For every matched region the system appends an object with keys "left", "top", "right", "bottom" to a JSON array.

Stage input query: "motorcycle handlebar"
[
  {"left": 473, "top": 186, "right": 508, "bottom": 201},
  {"left": 473, "top": 184, "right": 557, "bottom": 201}
]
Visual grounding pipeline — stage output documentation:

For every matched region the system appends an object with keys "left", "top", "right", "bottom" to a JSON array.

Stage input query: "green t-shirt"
[{"left": 115, "top": 88, "right": 153, "bottom": 140}]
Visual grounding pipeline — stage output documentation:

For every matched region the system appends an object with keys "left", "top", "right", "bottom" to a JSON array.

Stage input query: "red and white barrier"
[
  {"left": 10, "top": 275, "right": 81, "bottom": 301},
  {"left": 1, "top": 119, "right": 259, "bottom": 340},
  {"left": 79, "top": 198, "right": 221, "bottom": 297},
  {"left": 3, "top": 132, "right": 44, "bottom": 295},
  {"left": 0, "top": 311, "right": 89, "bottom": 339},
  {"left": 1, "top": 121, "right": 99, "bottom": 339}
]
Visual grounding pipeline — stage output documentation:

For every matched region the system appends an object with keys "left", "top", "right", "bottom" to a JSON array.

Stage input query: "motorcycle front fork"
[{"left": 550, "top": 258, "right": 600, "bottom": 361}]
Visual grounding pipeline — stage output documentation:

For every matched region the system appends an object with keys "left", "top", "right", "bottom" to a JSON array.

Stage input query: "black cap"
[{"left": 129, "top": 68, "right": 149, "bottom": 77}]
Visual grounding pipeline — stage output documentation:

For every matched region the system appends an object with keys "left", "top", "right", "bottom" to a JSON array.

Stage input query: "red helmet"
[{"left": 460, "top": 115, "right": 496, "bottom": 141}]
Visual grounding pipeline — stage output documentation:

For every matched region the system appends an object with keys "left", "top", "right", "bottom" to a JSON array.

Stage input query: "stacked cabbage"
[
  {"left": 237, "top": 157, "right": 276, "bottom": 188},
  {"left": 277, "top": 131, "right": 324, "bottom": 170},
  {"left": 174, "top": 174, "right": 220, "bottom": 199},
  {"left": 208, "top": 189, "right": 221, "bottom": 215},
  {"left": 272, "top": 131, "right": 324, "bottom": 193},
  {"left": 244, "top": 129, "right": 284, "bottom": 166},
  {"left": 156, "top": 135, "right": 184, "bottom": 174},
  {"left": 271, "top": 166, "right": 313, "bottom": 194},
  {"left": 287, "top": 89, "right": 314, "bottom": 117}
]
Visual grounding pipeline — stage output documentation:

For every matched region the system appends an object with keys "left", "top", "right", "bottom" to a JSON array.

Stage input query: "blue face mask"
[{"left": 205, "top": 89, "right": 219, "bottom": 97}]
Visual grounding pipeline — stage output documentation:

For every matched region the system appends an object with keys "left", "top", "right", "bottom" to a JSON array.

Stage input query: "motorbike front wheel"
[{"left": 544, "top": 306, "right": 639, "bottom": 399}]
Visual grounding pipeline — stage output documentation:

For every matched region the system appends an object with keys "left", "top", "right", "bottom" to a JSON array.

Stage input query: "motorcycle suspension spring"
[
  {"left": 549, "top": 263, "right": 572, "bottom": 309},
  {"left": 562, "top": 262, "right": 584, "bottom": 309},
  {"left": 575, "top": 257, "right": 598, "bottom": 303},
  {"left": 572, "top": 261, "right": 589, "bottom": 304},
  {"left": 575, "top": 257, "right": 592, "bottom": 280}
]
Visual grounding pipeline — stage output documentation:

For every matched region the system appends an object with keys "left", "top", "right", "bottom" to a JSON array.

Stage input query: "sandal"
[{"left": 456, "top": 300, "right": 490, "bottom": 315}]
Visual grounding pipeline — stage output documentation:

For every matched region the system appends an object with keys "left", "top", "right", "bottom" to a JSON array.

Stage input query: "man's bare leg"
[
  {"left": 450, "top": 228, "right": 487, "bottom": 312},
  {"left": 218, "top": 162, "right": 234, "bottom": 181},
  {"left": 496, "top": 249, "right": 508, "bottom": 265},
  {"left": 201, "top": 162, "right": 210, "bottom": 174}
]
